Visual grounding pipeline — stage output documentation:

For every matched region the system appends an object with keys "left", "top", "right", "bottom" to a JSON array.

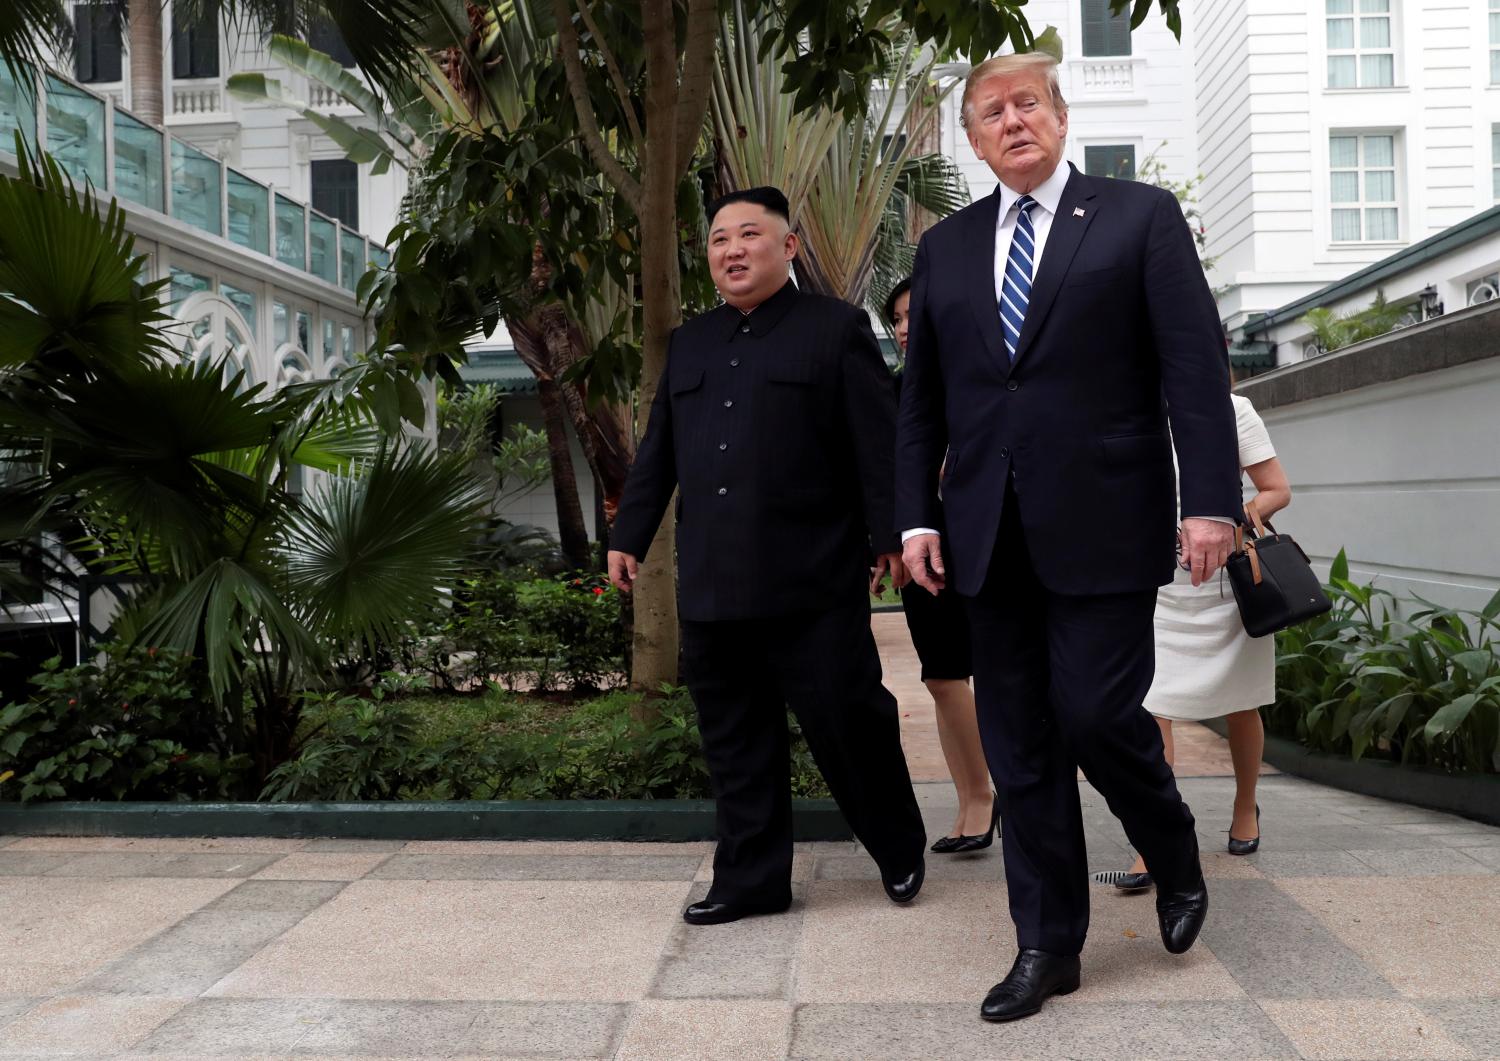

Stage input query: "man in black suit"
[
  {"left": 609, "top": 187, "right": 927, "bottom": 926},
  {"left": 896, "top": 54, "right": 1242, "bottom": 1021}
]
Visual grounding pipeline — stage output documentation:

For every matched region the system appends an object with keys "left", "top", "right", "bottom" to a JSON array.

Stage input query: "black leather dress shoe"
[
  {"left": 1156, "top": 879, "right": 1208, "bottom": 954},
  {"left": 1113, "top": 871, "right": 1153, "bottom": 893},
  {"left": 881, "top": 859, "right": 925, "bottom": 904},
  {"left": 930, "top": 835, "right": 961, "bottom": 854},
  {"left": 683, "top": 897, "right": 791, "bottom": 926},
  {"left": 980, "top": 949, "right": 1082, "bottom": 1022}
]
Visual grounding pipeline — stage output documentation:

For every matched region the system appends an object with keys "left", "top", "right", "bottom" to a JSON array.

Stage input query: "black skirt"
[{"left": 899, "top": 581, "right": 973, "bottom": 681}]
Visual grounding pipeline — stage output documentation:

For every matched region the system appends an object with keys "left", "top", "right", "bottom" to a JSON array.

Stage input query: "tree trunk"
[
  {"left": 536, "top": 375, "right": 592, "bottom": 570},
  {"left": 127, "top": 0, "right": 164, "bottom": 124},
  {"left": 905, "top": 79, "right": 942, "bottom": 242}
]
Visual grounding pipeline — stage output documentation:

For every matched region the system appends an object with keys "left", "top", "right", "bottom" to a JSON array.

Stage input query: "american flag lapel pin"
[{"left": 1073, "top": 207, "right": 1086, "bottom": 218}]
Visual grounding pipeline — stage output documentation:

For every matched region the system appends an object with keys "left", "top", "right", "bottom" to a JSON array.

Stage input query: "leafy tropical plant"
[
  {"left": 1298, "top": 290, "right": 1412, "bottom": 357},
  {"left": 1269, "top": 550, "right": 1500, "bottom": 774}
]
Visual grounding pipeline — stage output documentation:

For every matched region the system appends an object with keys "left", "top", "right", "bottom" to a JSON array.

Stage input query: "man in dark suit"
[
  {"left": 896, "top": 54, "right": 1242, "bottom": 1021},
  {"left": 609, "top": 187, "right": 927, "bottom": 926}
]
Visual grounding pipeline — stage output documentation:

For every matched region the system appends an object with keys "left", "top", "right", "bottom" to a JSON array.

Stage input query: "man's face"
[
  {"left": 964, "top": 71, "right": 1068, "bottom": 194},
  {"left": 708, "top": 201, "right": 797, "bottom": 311}
]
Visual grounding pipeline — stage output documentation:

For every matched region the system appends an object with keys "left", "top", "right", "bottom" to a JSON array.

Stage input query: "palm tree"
[{"left": 0, "top": 146, "right": 489, "bottom": 781}]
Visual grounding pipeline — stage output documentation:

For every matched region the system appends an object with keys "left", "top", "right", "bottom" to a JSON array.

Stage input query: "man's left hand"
[
  {"left": 1179, "top": 518, "right": 1235, "bottom": 587},
  {"left": 870, "top": 553, "right": 909, "bottom": 596}
]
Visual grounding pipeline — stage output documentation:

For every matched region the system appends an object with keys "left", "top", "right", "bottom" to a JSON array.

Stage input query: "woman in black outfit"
[{"left": 885, "top": 278, "right": 998, "bottom": 853}]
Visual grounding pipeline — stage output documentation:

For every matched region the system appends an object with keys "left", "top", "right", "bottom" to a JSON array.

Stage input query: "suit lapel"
[
  {"left": 1009, "top": 167, "right": 1099, "bottom": 372},
  {"left": 963, "top": 190, "right": 1009, "bottom": 373}
]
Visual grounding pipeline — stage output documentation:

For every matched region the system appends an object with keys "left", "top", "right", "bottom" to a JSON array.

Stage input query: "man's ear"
[{"left": 784, "top": 230, "right": 800, "bottom": 261}]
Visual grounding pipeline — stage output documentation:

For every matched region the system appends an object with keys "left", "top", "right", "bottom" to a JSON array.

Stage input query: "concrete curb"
[
  {"left": 0, "top": 798, "right": 855, "bottom": 841},
  {"left": 1205, "top": 718, "right": 1500, "bottom": 826}
]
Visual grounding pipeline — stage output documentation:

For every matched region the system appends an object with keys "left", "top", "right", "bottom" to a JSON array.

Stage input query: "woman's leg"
[
  {"left": 927, "top": 678, "right": 994, "bottom": 836},
  {"left": 1128, "top": 717, "right": 1174, "bottom": 873},
  {"left": 1224, "top": 708, "right": 1264, "bottom": 839}
]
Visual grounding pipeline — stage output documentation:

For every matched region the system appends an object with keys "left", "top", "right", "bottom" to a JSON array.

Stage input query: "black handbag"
[{"left": 1224, "top": 510, "right": 1332, "bottom": 638}]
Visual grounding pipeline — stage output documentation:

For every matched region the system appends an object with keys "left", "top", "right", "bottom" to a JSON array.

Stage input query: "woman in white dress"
[{"left": 1113, "top": 392, "right": 1291, "bottom": 891}]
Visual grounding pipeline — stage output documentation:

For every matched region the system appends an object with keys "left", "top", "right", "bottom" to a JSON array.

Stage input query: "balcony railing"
[
  {"left": 1073, "top": 57, "right": 1139, "bottom": 96},
  {"left": 170, "top": 78, "right": 227, "bottom": 119},
  {"left": 0, "top": 62, "right": 389, "bottom": 296}
]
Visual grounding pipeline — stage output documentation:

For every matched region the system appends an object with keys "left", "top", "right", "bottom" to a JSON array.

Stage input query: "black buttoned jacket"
[{"left": 611, "top": 281, "right": 900, "bottom": 622}]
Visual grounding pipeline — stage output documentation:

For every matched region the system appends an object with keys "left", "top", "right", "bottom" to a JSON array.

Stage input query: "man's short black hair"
[
  {"left": 883, "top": 277, "right": 913, "bottom": 325},
  {"left": 706, "top": 186, "right": 791, "bottom": 228}
]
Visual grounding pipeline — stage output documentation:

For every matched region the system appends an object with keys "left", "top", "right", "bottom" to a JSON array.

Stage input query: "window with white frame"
[
  {"left": 1491, "top": 0, "right": 1500, "bottom": 84},
  {"left": 1326, "top": 0, "right": 1395, "bottom": 88},
  {"left": 1493, "top": 124, "right": 1499, "bottom": 201},
  {"left": 1081, "top": 0, "right": 1132, "bottom": 57},
  {"left": 1329, "top": 133, "right": 1399, "bottom": 242}
]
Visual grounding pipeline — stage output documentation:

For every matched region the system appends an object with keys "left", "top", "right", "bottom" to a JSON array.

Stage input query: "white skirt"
[{"left": 1145, "top": 569, "right": 1275, "bottom": 721}]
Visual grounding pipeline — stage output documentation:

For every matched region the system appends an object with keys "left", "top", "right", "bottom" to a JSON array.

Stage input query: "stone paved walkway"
[{"left": 1, "top": 619, "right": 1497, "bottom": 1059}]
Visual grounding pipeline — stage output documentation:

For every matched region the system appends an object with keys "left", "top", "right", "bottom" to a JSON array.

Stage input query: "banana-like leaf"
[
  {"left": 0, "top": 0, "right": 69, "bottom": 75},
  {"left": 226, "top": 71, "right": 402, "bottom": 173}
]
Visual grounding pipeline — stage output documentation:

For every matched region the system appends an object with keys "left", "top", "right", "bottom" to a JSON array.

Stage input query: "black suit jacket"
[
  {"left": 895, "top": 164, "right": 1240, "bottom": 597},
  {"left": 612, "top": 280, "right": 899, "bottom": 622}
]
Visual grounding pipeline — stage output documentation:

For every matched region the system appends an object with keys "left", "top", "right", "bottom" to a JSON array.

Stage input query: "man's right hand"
[
  {"left": 607, "top": 550, "right": 639, "bottom": 593},
  {"left": 901, "top": 533, "right": 946, "bottom": 594}
]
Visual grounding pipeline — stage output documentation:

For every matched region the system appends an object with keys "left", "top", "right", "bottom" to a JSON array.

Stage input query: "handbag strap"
[
  {"left": 1246, "top": 540, "right": 1263, "bottom": 585},
  {"left": 1244, "top": 498, "right": 1269, "bottom": 539}
]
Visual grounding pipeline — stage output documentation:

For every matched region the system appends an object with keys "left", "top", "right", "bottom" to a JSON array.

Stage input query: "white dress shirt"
[{"left": 900, "top": 160, "right": 1231, "bottom": 545}]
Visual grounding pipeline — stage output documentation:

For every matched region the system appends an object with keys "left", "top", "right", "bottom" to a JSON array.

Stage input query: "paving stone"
[
  {"left": 0, "top": 998, "right": 38, "bottom": 1027},
  {"left": 1249, "top": 850, "right": 1380, "bottom": 878},
  {"left": 205, "top": 879, "right": 347, "bottom": 912},
  {"left": 1419, "top": 1000, "right": 1500, "bottom": 1057},
  {"left": 1260, "top": 999, "right": 1474, "bottom": 1059},
  {"left": 1314, "top": 825, "right": 1450, "bottom": 851},
  {"left": 286, "top": 1000, "right": 485, "bottom": 1054},
  {"left": 43, "top": 852, "right": 282, "bottom": 878},
  {"left": 1198, "top": 879, "right": 1396, "bottom": 999},
  {"left": 1278, "top": 876, "right": 1500, "bottom": 998},
  {"left": 251, "top": 853, "right": 391, "bottom": 880},
  {"left": 617, "top": 1000, "right": 793, "bottom": 1061},
  {"left": 651, "top": 884, "right": 805, "bottom": 999},
  {"left": 367, "top": 853, "right": 702, "bottom": 881},
  {"left": 455, "top": 1002, "right": 628, "bottom": 1057},
  {"left": 4, "top": 836, "right": 306, "bottom": 853},
  {"left": 0, "top": 876, "right": 236, "bottom": 995},
  {"left": 205, "top": 879, "right": 692, "bottom": 1002},
  {"left": 301, "top": 838, "right": 409, "bottom": 853},
  {"left": 0, "top": 994, "right": 188, "bottom": 1054},
  {"left": 789, "top": 1001, "right": 1298, "bottom": 1059},
  {"left": 77, "top": 909, "right": 311, "bottom": 996},
  {"left": 812, "top": 853, "right": 1003, "bottom": 882},
  {"left": 0, "top": 851, "right": 80, "bottom": 876},
  {"left": 1452, "top": 845, "right": 1500, "bottom": 868},
  {"left": 1348, "top": 847, "right": 1494, "bottom": 876},
  {"left": 131, "top": 997, "right": 335, "bottom": 1053}
]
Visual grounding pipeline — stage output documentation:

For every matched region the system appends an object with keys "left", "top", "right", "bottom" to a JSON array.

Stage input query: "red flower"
[
  {"left": 67, "top": 698, "right": 77, "bottom": 707},
  {"left": 592, "top": 586, "right": 604, "bottom": 596},
  {"left": 147, "top": 647, "right": 158, "bottom": 658},
  {"left": 171, "top": 753, "right": 188, "bottom": 763}
]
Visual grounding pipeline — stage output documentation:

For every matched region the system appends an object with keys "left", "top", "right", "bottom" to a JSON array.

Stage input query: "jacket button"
[
  {"left": 717, "top": 487, "right": 728, "bottom": 496},
  {"left": 999, "top": 446, "right": 1011, "bottom": 459},
  {"left": 1006, "top": 380, "right": 1019, "bottom": 391},
  {"left": 723, "top": 399, "right": 733, "bottom": 408},
  {"left": 719, "top": 442, "right": 728, "bottom": 451},
  {"left": 730, "top": 358, "right": 740, "bottom": 367},
  {"left": 740, "top": 325, "right": 750, "bottom": 334}
]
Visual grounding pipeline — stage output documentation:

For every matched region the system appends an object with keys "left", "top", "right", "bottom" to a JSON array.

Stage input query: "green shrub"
[
  {"left": 1270, "top": 550, "right": 1500, "bottom": 774},
  {"left": 413, "top": 570, "right": 626, "bottom": 694},
  {"left": 0, "top": 646, "right": 249, "bottom": 802},
  {"left": 260, "top": 685, "right": 832, "bottom": 801}
]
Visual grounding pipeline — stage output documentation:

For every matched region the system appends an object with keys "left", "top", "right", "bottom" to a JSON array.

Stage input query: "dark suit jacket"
[
  {"left": 612, "top": 280, "right": 899, "bottom": 622},
  {"left": 895, "top": 164, "right": 1241, "bottom": 597}
]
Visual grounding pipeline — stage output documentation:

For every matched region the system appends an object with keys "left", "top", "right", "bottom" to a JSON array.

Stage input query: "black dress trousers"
[
  {"left": 964, "top": 478, "right": 1200, "bottom": 956},
  {"left": 682, "top": 600, "right": 927, "bottom": 907}
]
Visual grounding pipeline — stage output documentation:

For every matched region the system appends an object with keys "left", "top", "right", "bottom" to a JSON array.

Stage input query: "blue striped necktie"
[{"left": 999, "top": 194, "right": 1038, "bottom": 362}]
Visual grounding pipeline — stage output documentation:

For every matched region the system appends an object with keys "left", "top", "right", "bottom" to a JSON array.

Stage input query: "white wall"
[{"left": 1243, "top": 308, "right": 1500, "bottom": 614}]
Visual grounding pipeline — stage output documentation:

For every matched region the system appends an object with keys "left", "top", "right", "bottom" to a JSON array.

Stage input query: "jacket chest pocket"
[
  {"left": 767, "top": 360, "right": 819, "bottom": 387},
  {"left": 669, "top": 368, "right": 705, "bottom": 400}
]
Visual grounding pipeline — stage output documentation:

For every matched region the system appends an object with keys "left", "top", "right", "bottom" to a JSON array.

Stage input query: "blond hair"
[{"left": 960, "top": 53, "right": 1068, "bottom": 129}]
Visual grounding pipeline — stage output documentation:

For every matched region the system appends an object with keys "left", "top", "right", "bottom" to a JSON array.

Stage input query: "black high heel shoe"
[
  {"left": 1227, "top": 804, "right": 1261, "bottom": 856},
  {"left": 933, "top": 793, "right": 1001, "bottom": 854}
]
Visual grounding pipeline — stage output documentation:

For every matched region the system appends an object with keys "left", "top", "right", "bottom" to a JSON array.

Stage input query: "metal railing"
[{"left": 0, "top": 62, "right": 390, "bottom": 294}]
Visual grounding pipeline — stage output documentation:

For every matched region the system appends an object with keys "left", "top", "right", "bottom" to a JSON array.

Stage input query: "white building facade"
[
  {"left": 48, "top": 1, "right": 407, "bottom": 243},
  {"left": 1196, "top": 0, "right": 1500, "bottom": 336}
]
